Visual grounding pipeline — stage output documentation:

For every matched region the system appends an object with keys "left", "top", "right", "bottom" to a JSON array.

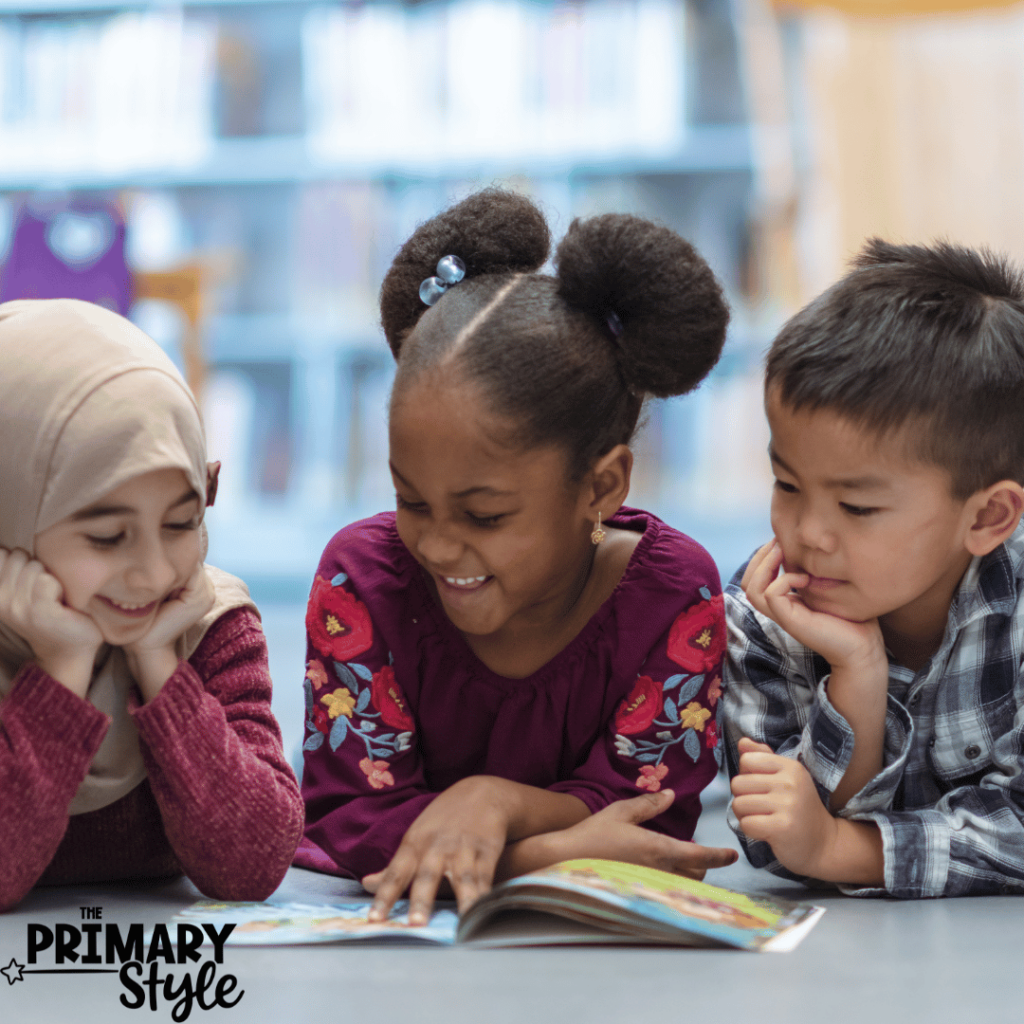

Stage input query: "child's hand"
[
  {"left": 742, "top": 540, "right": 885, "bottom": 673},
  {"left": 363, "top": 776, "right": 514, "bottom": 925},
  {"left": 551, "top": 791, "right": 738, "bottom": 880},
  {"left": 0, "top": 547, "right": 103, "bottom": 698},
  {"left": 730, "top": 737, "right": 838, "bottom": 878},
  {"left": 124, "top": 564, "right": 215, "bottom": 701}
]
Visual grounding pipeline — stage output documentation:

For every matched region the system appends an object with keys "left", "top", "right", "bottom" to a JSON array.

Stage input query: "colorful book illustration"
[{"left": 170, "top": 859, "right": 825, "bottom": 952}]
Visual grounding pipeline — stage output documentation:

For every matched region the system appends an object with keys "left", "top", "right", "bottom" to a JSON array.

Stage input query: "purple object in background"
[{"left": 0, "top": 202, "right": 131, "bottom": 315}]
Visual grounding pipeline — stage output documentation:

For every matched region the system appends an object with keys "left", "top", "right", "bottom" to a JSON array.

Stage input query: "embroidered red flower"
[
  {"left": 636, "top": 764, "right": 669, "bottom": 792},
  {"left": 306, "top": 576, "right": 373, "bottom": 662},
  {"left": 705, "top": 720, "right": 719, "bottom": 749},
  {"left": 359, "top": 758, "right": 395, "bottom": 790},
  {"left": 370, "top": 665, "right": 415, "bottom": 731},
  {"left": 313, "top": 706, "right": 331, "bottom": 735},
  {"left": 666, "top": 594, "right": 725, "bottom": 674},
  {"left": 614, "top": 676, "right": 662, "bottom": 736}
]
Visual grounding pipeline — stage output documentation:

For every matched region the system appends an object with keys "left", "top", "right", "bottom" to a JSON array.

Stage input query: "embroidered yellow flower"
[
  {"left": 321, "top": 687, "right": 356, "bottom": 719},
  {"left": 679, "top": 701, "right": 711, "bottom": 731}
]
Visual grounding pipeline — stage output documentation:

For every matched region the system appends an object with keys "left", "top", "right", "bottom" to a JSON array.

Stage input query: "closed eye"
[
  {"left": 164, "top": 519, "right": 199, "bottom": 533},
  {"left": 773, "top": 480, "right": 798, "bottom": 494},
  {"left": 87, "top": 532, "right": 125, "bottom": 548},
  {"left": 466, "top": 511, "right": 505, "bottom": 528},
  {"left": 840, "top": 502, "right": 879, "bottom": 517},
  {"left": 396, "top": 494, "right": 428, "bottom": 514}
]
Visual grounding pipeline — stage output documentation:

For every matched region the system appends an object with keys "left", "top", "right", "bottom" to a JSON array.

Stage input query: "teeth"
[
  {"left": 443, "top": 575, "right": 488, "bottom": 588},
  {"left": 109, "top": 598, "right": 153, "bottom": 611}
]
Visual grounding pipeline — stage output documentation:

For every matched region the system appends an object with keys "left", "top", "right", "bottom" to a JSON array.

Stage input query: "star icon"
[{"left": 1, "top": 958, "right": 25, "bottom": 985}]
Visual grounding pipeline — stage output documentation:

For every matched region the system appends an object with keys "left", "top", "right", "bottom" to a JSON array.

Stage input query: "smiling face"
[
  {"left": 766, "top": 391, "right": 977, "bottom": 637},
  {"left": 389, "top": 376, "right": 595, "bottom": 642},
  {"left": 33, "top": 468, "right": 203, "bottom": 646}
]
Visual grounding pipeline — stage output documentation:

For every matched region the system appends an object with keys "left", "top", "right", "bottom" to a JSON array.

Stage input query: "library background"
[{"left": 1, "top": 0, "right": 1020, "bottom": 763}]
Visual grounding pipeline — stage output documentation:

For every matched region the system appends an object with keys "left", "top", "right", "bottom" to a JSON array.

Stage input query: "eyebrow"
[
  {"left": 768, "top": 446, "right": 890, "bottom": 491},
  {"left": 71, "top": 488, "right": 200, "bottom": 522},
  {"left": 389, "top": 464, "right": 514, "bottom": 500}
]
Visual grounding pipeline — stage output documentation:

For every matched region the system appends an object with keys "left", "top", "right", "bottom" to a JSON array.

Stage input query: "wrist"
[
  {"left": 35, "top": 651, "right": 96, "bottom": 699},
  {"left": 126, "top": 646, "right": 180, "bottom": 702}
]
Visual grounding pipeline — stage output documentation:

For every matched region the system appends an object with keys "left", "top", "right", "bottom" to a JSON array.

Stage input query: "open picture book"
[{"left": 170, "top": 858, "right": 825, "bottom": 952}]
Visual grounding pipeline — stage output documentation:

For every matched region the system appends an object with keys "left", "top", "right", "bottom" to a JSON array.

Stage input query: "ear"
[
  {"left": 964, "top": 480, "right": 1024, "bottom": 557},
  {"left": 584, "top": 444, "right": 633, "bottom": 526}
]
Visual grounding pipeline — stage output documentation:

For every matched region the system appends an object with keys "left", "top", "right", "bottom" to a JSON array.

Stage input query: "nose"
[
  {"left": 414, "top": 518, "right": 464, "bottom": 568},
  {"left": 794, "top": 502, "right": 837, "bottom": 553},
  {"left": 125, "top": 535, "right": 177, "bottom": 596}
]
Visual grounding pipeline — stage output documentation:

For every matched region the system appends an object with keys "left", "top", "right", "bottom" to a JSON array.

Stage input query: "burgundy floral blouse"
[{"left": 294, "top": 508, "right": 725, "bottom": 880}]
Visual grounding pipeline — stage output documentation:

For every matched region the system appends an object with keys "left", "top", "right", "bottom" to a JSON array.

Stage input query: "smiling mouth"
[
  {"left": 97, "top": 595, "right": 159, "bottom": 618},
  {"left": 439, "top": 575, "right": 491, "bottom": 592}
]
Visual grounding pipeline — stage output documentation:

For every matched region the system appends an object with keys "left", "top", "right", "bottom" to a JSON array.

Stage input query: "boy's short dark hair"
[{"left": 766, "top": 238, "right": 1024, "bottom": 498}]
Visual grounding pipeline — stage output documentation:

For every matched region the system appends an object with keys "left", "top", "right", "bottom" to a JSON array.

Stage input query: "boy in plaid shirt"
[{"left": 723, "top": 239, "right": 1024, "bottom": 897}]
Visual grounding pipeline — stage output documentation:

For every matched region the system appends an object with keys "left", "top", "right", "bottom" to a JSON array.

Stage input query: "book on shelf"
[{"left": 169, "top": 858, "right": 825, "bottom": 952}]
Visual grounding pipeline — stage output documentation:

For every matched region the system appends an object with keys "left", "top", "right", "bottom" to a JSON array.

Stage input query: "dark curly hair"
[
  {"left": 766, "top": 238, "right": 1024, "bottom": 498},
  {"left": 380, "top": 188, "right": 729, "bottom": 479}
]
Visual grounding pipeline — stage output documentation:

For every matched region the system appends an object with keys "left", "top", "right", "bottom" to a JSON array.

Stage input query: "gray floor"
[{"left": 2, "top": 783, "right": 1021, "bottom": 1024}]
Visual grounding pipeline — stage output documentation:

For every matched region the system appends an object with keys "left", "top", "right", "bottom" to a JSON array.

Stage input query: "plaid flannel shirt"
[{"left": 722, "top": 523, "right": 1024, "bottom": 899}]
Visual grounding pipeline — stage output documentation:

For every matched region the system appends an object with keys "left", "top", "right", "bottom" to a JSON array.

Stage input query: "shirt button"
[
  {"left": 964, "top": 744, "right": 981, "bottom": 759},
  {"left": 928, "top": 737, "right": 936, "bottom": 748},
  {"left": 909, "top": 693, "right": 920, "bottom": 706}
]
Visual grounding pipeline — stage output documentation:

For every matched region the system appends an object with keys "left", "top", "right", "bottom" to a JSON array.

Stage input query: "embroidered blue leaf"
[
  {"left": 303, "top": 732, "right": 324, "bottom": 752},
  {"left": 714, "top": 742, "right": 724, "bottom": 767},
  {"left": 374, "top": 733, "right": 395, "bottom": 745},
  {"left": 663, "top": 674, "right": 686, "bottom": 691},
  {"left": 356, "top": 688, "right": 372, "bottom": 713},
  {"left": 389, "top": 650, "right": 394, "bottom": 665},
  {"left": 331, "top": 572, "right": 349, "bottom": 587},
  {"left": 633, "top": 739, "right": 660, "bottom": 751},
  {"left": 333, "top": 661, "right": 358, "bottom": 691},
  {"left": 350, "top": 663, "right": 374, "bottom": 682},
  {"left": 676, "top": 674, "right": 704, "bottom": 704},
  {"left": 303, "top": 678, "right": 313, "bottom": 712},
  {"left": 683, "top": 728, "right": 701, "bottom": 762},
  {"left": 663, "top": 697, "right": 678, "bottom": 723},
  {"left": 635, "top": 753, "right": 660, "bottom": 763},
  {"left": 699, "top": 586, "right": 711, "bottom": 601},
  {"left": 370, "top": 748, "right": 392, "bottom": 758},
  {"left": 329, "top": 716, "right": 349, "bottom": 751}
]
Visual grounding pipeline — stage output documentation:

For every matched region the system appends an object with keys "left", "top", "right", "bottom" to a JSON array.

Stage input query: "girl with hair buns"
[
  {"left": 0, "top": 299, "right": 304, "bottom": 910},
  {"left": 296, "top": 189, "right": 737, "bottom": 923}
]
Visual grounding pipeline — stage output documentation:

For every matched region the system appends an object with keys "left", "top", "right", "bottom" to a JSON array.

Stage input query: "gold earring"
[{"left": 591, "top": 511, "right": 606, "bottom": 545}]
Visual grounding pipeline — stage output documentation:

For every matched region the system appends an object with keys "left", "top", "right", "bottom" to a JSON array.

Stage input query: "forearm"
[
  {"left": 495, "top": 829, "right": 568, "bottom": 881},
  {"left": 811, "top": 818, "right": 885, "bottom": 886},
  {"left": 0, "top": 667, "right": 108, "bottom": 908},
  {"left": 134, "top": 655, "right": 303, "bottom": 901},
  {"left": 825, "top": 657, "right": 889, "bottom": 810},
  {"left": 466, "top": 776, "right": 590, "bottom": 843}
]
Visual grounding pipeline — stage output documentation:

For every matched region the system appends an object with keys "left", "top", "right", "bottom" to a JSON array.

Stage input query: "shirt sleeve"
[
  {"left": 721, "top": 586, "right": 912, "bottom": 881},
  {"left": 131, "top": 606, "right": 305, "bottom": 902},
  {"left": 0, "top": 666, "right": 109, "bottom": 910},
  {"left": 298, "top": 566, "right": 437, "bottom": 880},
  {"left": 547, "top": 583, "right": 725, "bottom": 843}
]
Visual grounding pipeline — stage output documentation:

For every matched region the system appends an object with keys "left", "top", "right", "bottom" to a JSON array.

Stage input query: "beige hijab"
[{"left": 0, "top": 298, "right": 255, "bottom": 814}]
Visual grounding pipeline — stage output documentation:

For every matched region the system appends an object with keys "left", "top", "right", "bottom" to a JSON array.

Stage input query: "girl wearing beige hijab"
[{"left": 0, "top": 298, "right": 304, "bottom": 909}]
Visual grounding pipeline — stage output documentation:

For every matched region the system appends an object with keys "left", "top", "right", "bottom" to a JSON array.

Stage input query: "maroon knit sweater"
[{"left": 0, "top": 607, "right": 304, "bottom": 910}]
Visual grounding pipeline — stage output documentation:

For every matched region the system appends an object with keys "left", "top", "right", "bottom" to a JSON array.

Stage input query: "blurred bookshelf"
[{"left": 0, "top": 0, "right": 776, "bottom": 605}]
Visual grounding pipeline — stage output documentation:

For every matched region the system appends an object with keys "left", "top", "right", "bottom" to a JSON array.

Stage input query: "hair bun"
[
  {"left": 555, "top": 213, "right": 728, "bottom": 397},
  {"left": 380, "top": 188, "right": 551, "bottom": 357}
]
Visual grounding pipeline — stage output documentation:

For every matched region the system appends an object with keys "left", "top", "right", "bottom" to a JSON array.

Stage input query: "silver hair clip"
[{"left": 419, "top": 255, "right": 466, "bottom": 306}]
